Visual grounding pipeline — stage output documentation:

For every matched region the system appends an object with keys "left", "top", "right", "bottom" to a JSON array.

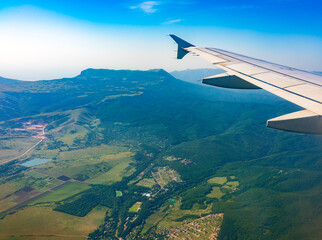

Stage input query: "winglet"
[
  {"left": 169, "top": 35, "right": 195, "bottom": 48},
  {"left": 169, "top": 34, "right": 195, "bottom": 59}
]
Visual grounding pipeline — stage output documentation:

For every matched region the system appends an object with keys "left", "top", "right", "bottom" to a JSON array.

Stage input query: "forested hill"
[
  {"left": 0, "top": 76, "right": 20, "bottom": 84},
  {"left": 0, "top": 68, "right": 285, "bottom": 122}
]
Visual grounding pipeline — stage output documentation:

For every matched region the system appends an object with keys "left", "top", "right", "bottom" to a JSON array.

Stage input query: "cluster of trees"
[
  {"left": 0, "top": 161, "right": 25, "bottom": 179},
  {"left": 54, "top": 185, "right": 117, "bottom": 217},
  {"left": 180, "top": 183, "right": 212, "bottom": 210}
]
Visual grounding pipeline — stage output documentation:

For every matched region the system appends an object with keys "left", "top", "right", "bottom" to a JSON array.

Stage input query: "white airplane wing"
[{"left": 170, "top": 35, "right": 322, "bottom": 134}]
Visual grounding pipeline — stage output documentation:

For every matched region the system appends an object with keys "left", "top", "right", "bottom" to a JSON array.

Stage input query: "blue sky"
[{"left": 0, "top": 0, "right": 321, "bottom": 80}]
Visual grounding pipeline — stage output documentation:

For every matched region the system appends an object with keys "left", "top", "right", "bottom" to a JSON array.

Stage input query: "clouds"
[
  {"left": 130, "top": 1, "right": 183, "bottom": 25},
  {"left": 162, "top": 19, "right": 183, "bottom": 24},
  {"left": 130, "top": 1, "right": 161, "bottom": 14}
]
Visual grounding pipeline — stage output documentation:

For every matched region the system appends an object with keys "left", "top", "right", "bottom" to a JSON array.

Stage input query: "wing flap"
[
  {"left": 202, "top": 73, "right": 260, "bottom": 89},
  {"left": 267, "top": 110, "right": 322, "bottom": 134}
]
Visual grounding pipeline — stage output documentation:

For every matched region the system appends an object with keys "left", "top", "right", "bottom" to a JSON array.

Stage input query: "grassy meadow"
[{"left": 0, "top": 205, "right": 107, "bottom": 239}]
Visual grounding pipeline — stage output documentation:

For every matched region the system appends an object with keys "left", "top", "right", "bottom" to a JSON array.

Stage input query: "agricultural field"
[
  {"left": 207, "top": 176, "right": 239, "bottom": 199},
  {"left": 31, "top": 182, "right": 91, "bottom": 204},
  {"left": 0, "top": 137, "right": 40, "bottom": 164},
  {"left": 24, "top": 174, "right": 62, "bottom": 192},
  {"left": 0, "top": 205, "right": 107, "bottom": 240},
  {"left": 0, "top": 195, "right": 19, "bottom": 212},
  {"left": 136, "top": 178, "right": 156, "bottom": 188},
  {"left": 58, "top": 129, "right": 88, "bottom": 146},
  {"left": 207, "top": 187, "right": 225, "bottom": 199},
  {"left": 32, "top": 149, "right": 60, "bottom": 160},
  {"left": 87, "top": 155, "right": 135, "bottom": 185},
  {"left": 0, "top": 179, "right": 30, "bottom": 200},
  {"left": 116, "top": 191, "right": 123, "bottom": 197},
  {"left": 0, "top": 172, "right": 65, "bottom": 212},
  {"left": 129, "top": 202, "right": 142, "bottom": 213},
  {"left": 19, "top": 171, "right": 62, "bottom": 191},
  {"left": 225, "top": 180, "right": 239, "bottom": 189},
  {"left": 34, "top": 145, "right": 135, "bottom": 185},
  {"left": 207, "top": 176, "right": 228, "bottom": 185},
  {"left": 143, "top": 198, "right": 213, "bottom": 233}
]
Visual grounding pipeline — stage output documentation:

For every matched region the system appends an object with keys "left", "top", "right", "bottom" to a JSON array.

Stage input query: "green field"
[
  {"left": 35, "top": 145, "right": 135, "bottom": 185},
  {"left": 141, "top": 207, "right": 168, "bottom": 234},
  {"left": 206, "top": 177, "right": 239, "bottom": 199},
  {"left": 136, "top": 178, "right": 156, "bottom": 188},
  {"left": 31, "top": 182, "right": 91, "bottom": 204},
  {"left": 0, "top": 171, "right": 63, "bottom": 204},
  {"left": 129, "top": 202, "right": 142, "bottom": 213},
  {"left": 207, "top": 177, "right": 227, "bottom": 185},
  {"left": 31, "top": 149, "right": 60, "bottom": 162},
  {"left": 226, "top": 181, "right": 239, "bottom": 188},
  {"left": 0, "top": 195, "right": 18, "bottom": 212},
  {"left": 0, "top": 205, "right": 107, "bottom": 239},
  {"left": 116, "top": 191, "right": 122, "bottom": 197},
  {"left": 143, "top": 198, "right": 213, "bottom": 231},
  {"left": 58, "top": 129, "right": 88, "bottom": 146},
  {"left": 206, "top": 187, "right": 225, "bottom": 199},
  {"left": 25, "top": 171, "right": 47, "bottom": 179},
  {"left": 158, "top": 200, "right": 213, "bottom": 228},
  {"left": 0, "top": 180, "right": 28, "bottom": 200},
  {"left": 0, "top": 137, "right": 40, "bottom": 164},
  {"left": 87, "top": 153, "right": 135, "bottom": 184},
  {"left": 19, "top": 172, "right": 62, "bottom": 192}
]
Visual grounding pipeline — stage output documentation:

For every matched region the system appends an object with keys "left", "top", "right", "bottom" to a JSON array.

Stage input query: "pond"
[{"left": 21, "top": 158, "right": 52, "bottom": 167}]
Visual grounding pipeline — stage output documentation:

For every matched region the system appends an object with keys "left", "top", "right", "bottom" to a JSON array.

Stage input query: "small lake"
[{"left": 21, "top": 158, "right": 52, "bottom": 167}]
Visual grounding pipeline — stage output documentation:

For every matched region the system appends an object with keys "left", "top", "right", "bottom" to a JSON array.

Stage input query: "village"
[{"left": 157, "top": 213, "right": 224, "bottom": 240}]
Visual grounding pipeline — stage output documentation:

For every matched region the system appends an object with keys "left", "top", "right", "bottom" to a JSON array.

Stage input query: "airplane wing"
[{"left": 170, "top": 34, "right": 322, "bottom": 134}]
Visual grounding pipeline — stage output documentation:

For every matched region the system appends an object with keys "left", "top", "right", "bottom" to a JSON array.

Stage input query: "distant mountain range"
[
  {"left": 0, "top": 76, "right": 20, "bottom": 84},
  {"left": 170, "top": 68, "right": 224, "bottom": 84}
]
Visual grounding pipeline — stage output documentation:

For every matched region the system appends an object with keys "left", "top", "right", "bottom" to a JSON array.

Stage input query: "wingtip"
[{"left": 169, "top": 34, "right": 195, "bottom": 48}]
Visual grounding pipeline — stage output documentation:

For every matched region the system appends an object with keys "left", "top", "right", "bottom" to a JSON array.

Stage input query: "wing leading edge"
[{"left": 170, "top": 34, "right": 322, "bottom": 134}]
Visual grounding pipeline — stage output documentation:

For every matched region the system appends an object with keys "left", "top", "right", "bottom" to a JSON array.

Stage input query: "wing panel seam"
[
  {"left": 199, "top": 48, "right": 322, "bottom": 87},
  {"left": 227, "top": 67, "right": 322, "bottom": 105}
]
